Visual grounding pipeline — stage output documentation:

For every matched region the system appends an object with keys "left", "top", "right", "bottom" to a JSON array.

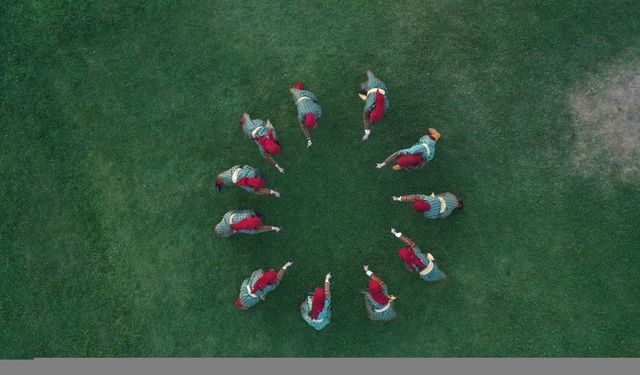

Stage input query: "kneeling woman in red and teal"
[
  {"left": 241, "top": 113, "right": 285, "bottom": 173},
  {"left": 215, "top": 164, "right": 280, "bottom": 197},
  {"left": 392, "top": 192, "right": 463, "bottom": 219},
  {"left": 214, "top": 209, "right": 281, "bottom": 238},
  {"left": 390, "top": 228, "right": 447, "bottom": 282},
  {"left": 362, "top": 265, "right": 397, "bottom": 321},
  {"left": 376, "top": 128, "right": 442, "bottom": 170},
  {"left": 290, "top": 82, "right": 322, "bottom": 148},
  {"left": 300, "top": 273, "right": 332, "bottom": 330},
  {"left": 235, "top": 261, "right": 293, "bottom": 310}
]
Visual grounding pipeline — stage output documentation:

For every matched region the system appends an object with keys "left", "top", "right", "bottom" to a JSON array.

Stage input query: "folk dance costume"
[
  {"left": 235, "top": 262, "right": 293, "bottom": 310},
  {"left": 392, "top": 192, "right": 463, "bottom": 219},
  {"left": 300, "top": 273, "right": 332, "bottom": 330},
  {"left": 376, "top": 128, "right": 442, "bottom": 170},
  {"left": 391, "top": 228, "right": 447, "bottom": 282},
  {"left": 240, "top": 113, "right": 285, "bottom": 173},
  {"left": 358, "top": 70, "right": 390, "bottom": 141},
  {"left": 290, "top": 82, "right": 322, "bottom": 148},
  {"left": 215, "top": 165, "right": 280, "bottom": 197},
  {"left": 214, "top": 209, "right": 281, "bottom": 238},
  {"left": 362, "top": 266, "right": 397, "bottom": 321}
]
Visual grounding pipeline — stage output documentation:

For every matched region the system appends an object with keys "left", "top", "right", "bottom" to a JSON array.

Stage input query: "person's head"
[
  {"left": 428, "top": 128, "right": 441, "bottom": 141},
  {"left": 369, "top": 92, "right": 386, "bottom": 123},
  {"left": 230, "top": 216, "right": 263, "bottom": 231},
  {"left": 293, "top": 82, "right": 304, "bottom": 90},
  {"left": 393, "top": 153, "right": 423, "bottom": 170},
  {"left": 368, "top": 279, "right": 390, "bottom": 305},
  {"left": 256, "top": 135, "right": 282, "bottom": 155},
  {"left": 413, "top": 199, "right": 431, "bottom": 212},
  {"left": 304, "top": 112, "right": 317, "bottom": 129},
  {"left": 310, "top": 287, "right": 326, "bottom": 319},
  {"left": 235, "top": 298, "right": 244, "bottom": 309},
  {"left": 236, "top": 177, "right": 266, "bottom": 189},
  {"left": 251, "top": 269, "right": 278, "bottom": 294},
  {"left": 398, "top": 247, "right": 426, "bottom": 270}
]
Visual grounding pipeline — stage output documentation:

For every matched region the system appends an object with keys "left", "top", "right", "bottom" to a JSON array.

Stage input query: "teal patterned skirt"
[
  {"left": 437, "top": 192, "right": 460, "bottom": 219},
  {"left": 364, "top": 293, "right": 397, "bottom": 321},
  {"left": 300, "top": 297, "right": 331, "bottom": 330},
  {"left": 237, "top": 270, "right": 276, "bottom": 310}
]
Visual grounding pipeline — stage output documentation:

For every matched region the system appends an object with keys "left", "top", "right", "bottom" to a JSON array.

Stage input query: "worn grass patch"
[{"left": 569, "top": 59, "right": 640, "bottom": 187}]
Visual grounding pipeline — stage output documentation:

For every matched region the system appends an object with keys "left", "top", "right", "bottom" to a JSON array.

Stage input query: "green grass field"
[{"left": 2, "top": 1, "right": 640, "bottom": 357}]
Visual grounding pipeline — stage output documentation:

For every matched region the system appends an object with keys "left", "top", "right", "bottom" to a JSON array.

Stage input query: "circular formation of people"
[{"left": 214, "top": 70, "right": 464, "bottom": 330}]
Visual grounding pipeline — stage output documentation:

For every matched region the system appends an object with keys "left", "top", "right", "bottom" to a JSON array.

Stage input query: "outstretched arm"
[
  {"left": 277, "top": 261, "right": 293, "bottom": 279},
  {"left": 362, "top": 111, "right": 371, "bottom": 140},
  {"left": 256, "top": 225, "right": 281, "bottom": 233},
  {"left": 397, "top": 194, "right": 423, "bottom": 202},
  {"left": 263, "top": 153, "right": 284, "bottom": 173},
  {"left": 298, "top": 122, "right": 312, "bottom": 146},
  {"left": 255, "top": 188, "right": 280, "bottom": 197},
  {"left": 324, "top": 273, "right": 332, "bottom": 300},
  {"left": 391, "top": 228, "right": 416, "bottom": 248}
]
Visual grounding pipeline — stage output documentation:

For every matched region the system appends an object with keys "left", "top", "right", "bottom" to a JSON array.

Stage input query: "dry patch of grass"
[{"left": 569, "top": 61, "right": 640, "bottom": 188}]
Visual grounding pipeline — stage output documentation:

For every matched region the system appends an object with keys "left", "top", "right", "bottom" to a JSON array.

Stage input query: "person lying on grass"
[
  {"left": 391, "top": 192, "right": 463, "bottom": 219},
  {"left": 214, "top": 209, "right": 281, "bottom": 237},
  {"left": 376, "top": 128, "right": 441, "bottom": 170},
  {"left": 358, "top": 69, "right": 389, "bottom": 141},
  {"left": 362, "top": 265, "right": 397, "bottom": 321},
  {"left": 290, "top": 82, "right": 322, "bottom": 148},
  {"left": 300, "top": 273, "right": 332, "bottom": 331},
  {"left": 215, "top": 164, "right": 280, "bottom": 197},
  {"left": 235, "top": 261, "right": 293, "bottom": 310},
  {"left": 240, "top": 112, "right": 285, "bottom": 173},
  {"left": 390, "top": 228, "right": 447, "bottom": 282}
]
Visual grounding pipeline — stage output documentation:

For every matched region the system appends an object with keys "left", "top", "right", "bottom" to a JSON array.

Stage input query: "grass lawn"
[{"left": 2, "top": 0, "right": 640, "bottom": 357}]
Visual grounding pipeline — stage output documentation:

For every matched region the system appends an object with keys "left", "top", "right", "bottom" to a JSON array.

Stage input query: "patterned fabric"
[
  {"left": 214, "top": 209, "right": 259, "bottom": 237},
  {"left": 407, "top": 246, "right": 447, "bottom": 282},
  {"left": 241, "top": 114, "right": 277, "bottom": 157},
  {"left": 389, "top": 135, "right": 436, "bottom": 166},
  {"left": 291, "top": 89, "right": 322, "bottom": 124},
  {"left": 216, "top": 165, "right": 263, "bottom": 194},
  {"left": 363, "top": 284, "right": 397, "bottom": 321},
  {"left": 237, "top": 269, "right": 281, "bottom": 310},
  {"left": 300, "top": 296, "right": 331, "bottom": 330},
  {"left": 360, "top": 71, "right": 390, "bottom": 113},
  {"left": 417, "top": 192, "right": 459, "bottom": 219}
]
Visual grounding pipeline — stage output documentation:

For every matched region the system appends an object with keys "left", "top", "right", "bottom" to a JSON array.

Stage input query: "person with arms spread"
[
  {"left": 213, "top": 209, "right": 281, "bottom": 238},
  {"left": 362, "top": 265, "right": 397, "bottom": 321},
  {"left": 358, "top": 69, "right": 390, "bottom": 141},
  {"left": 390, "top": 228, "right": 447, "bottom": 282},
  {"left": 290, "top": 82, "right": 322, "bottom": 148},
  {"left": 300, "top": 273, "right": 332, "bottom": 330},
  {"left": 376, "top": 128, "right": 441, "bottom": 170},
  {"left": 240, "top": 112, "right": 285, "bottom": 173},
  {"left": 235, "top": 261, "right": 293, "bottom": 310},
  {"left": 215, "top": 164, "right": 280, "bottom": 197}
]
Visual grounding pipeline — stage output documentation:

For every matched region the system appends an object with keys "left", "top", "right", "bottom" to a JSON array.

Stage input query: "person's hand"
[
  {"left": 376, "top": 162, "right": 385, "bottom": 169},
  {"left": 363, "top": 265, "right": 369, "bottom": 272},
  {"left": 392, "top": 196, "right": 401, "bottom": 201},
  {"left": 307, "top": 139, "right": 312, "bottom": 148},
  {"left": 276, "top": 165, "right": 285, "bottom": 174},
  {"left": 325, "top": 273, "right": 332, "bottom": 283},
  {"left": 283, "top": 261, "right": 293, "bottom": 270},
  {"left": 272, "top": 191, "right": 281, "bottom": 198},
  {"left": 391, "top": 228, "right": 402, "bottom": 238},
  {"left": 362, "top": 134, "right": 369, "bottom": 141},
  {"left": 272, "top": 226, "right": 281, "bottom": 232},
  {"left": 364, "top": 265, "right": 373, "bottom": 277}
]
